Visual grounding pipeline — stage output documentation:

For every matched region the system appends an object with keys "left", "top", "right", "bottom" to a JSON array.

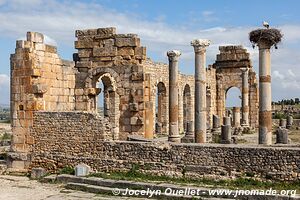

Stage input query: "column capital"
[
  {"left": 167, "top": 50, "right": 181, "bottom": 61},
  {"left": 191, "top": 39, "right": 211, "bottom": 53},
  {"left": 240, "top": 67, "right": 249, "bottom": 73}
]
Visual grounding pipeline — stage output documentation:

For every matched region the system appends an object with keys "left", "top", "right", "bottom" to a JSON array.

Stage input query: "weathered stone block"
[
  {"left": 93, "top": 47, "right": 117, "bottom": 57},
  {"left": 45, "top": 45, "right": 57, "bottom": 53},
  {"left": 31, "top": 168, "right": 47, "bottom": 179},
  {"left": 117, "top": 47, "right": 134, "bottom": 56},
  {"left": 75, "top": 164, "right": 91, "bottom": 177},
  {"left": 74, "top": 40, "right": 94, "bottom": 49},
  {"left": 27, "top": 32, "right": 44, "bottom": 43},
  {"left": 32, "top": 84, "right": 47, "bottom": 94},
  {"left": 131, "top": 72, "right": 144, "bottom": 81},
  {"left": 115, "top": 37, "right": 140, "bottom": 47}
]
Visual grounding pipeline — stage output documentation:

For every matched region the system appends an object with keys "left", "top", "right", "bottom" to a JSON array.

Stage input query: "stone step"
[
  {"left": 51, "top": 175, "right": 300, "bottom": 200},
  {"left": 65, "top": 182, "right": 206, "bottom": 200}
]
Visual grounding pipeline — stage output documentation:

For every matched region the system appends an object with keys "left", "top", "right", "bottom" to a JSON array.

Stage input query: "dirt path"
[{"left": 0, "top": 175, "right": 144, "bottom": 200}]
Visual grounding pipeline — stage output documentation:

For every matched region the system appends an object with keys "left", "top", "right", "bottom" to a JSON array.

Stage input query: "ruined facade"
[{"left": 9, "top": 28, "right": 258, "bottom": 170}]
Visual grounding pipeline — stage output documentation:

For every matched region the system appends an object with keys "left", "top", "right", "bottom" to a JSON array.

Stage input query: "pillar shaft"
[
  {"left": 258, "top": 43, "right": 272, "bottom": 145},
  {"left": 191, "top": 39, "right": 210, "bottom": 143},
  {"left": 241, "top": 68, "right": 249, "bottom": 126},
  {"left": 232, "top": 107, "right": 241, "bottom": 127},
  {"left": 167, "top": 50, "right": 181, "bottom": 142}
]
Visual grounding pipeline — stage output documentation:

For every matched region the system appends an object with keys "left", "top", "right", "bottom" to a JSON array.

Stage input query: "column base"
[
  {"left": 168, "top": 136, "right": 181, "bottom": 143},
  {"left": 181, "top": 134, "right": 194, "bottom": 143}
]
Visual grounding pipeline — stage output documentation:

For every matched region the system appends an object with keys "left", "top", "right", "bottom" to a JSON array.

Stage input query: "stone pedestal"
[
  {"left": 276, "top": 128, "right": 288, "bottom": 144},
  {"left": 191, "top": 39, "right": 210, "bottom": 143},
  {"left": 167, "top": 50, "right": 181, "bottom": 143},
  {"left": 221, "top": 125, "right": 231, "bottom": 144}
]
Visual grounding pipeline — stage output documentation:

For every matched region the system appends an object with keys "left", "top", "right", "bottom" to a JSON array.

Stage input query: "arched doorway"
[
  {"left": 183, "top": 84, "right": 192, "bottom": 133},
  {"left": 225, "top": 87, "right": 241, "bottom": 126},
  {"left": 155, "top": 82, "right": 167, "bottom": 134},
  {"left": 85, "top": 67, "right": 120, "bottom": 140}
]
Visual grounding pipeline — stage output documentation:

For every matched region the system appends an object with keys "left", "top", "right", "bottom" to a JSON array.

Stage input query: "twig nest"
[{"left": 249, "top": 28, "right": 283, "bottom": 48}]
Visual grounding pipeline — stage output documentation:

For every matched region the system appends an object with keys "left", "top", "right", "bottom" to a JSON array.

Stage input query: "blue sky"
[{"left": 1, "top": 0, "right": 300, "bottom": 106}]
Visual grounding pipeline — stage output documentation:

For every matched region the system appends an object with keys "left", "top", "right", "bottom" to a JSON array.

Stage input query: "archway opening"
[
  {"left": 225, "top": 87, "right": 241, "bottom": 125},
  {"left": 155, "top": 82, "right": 167, "bottom": 134},
  {"left": 96, "top": 74, "right": 114, "bottom": 118},
  {"left": 183, "top": 84, "right": 192, "bottom": 133},
  {"left": 226, "top": 87, "right": 241, "bottom": 108}
]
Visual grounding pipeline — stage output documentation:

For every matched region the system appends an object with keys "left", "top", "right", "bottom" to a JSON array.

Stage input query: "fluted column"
[
  {"left": 241, "top": 68, "right": 249, "bottom": 126},
  {"left": 191, "top": 39, "right": 211, "bottom": 143},
  {"left": 167, "top": 50, "right": 181, "bottom": 143}
]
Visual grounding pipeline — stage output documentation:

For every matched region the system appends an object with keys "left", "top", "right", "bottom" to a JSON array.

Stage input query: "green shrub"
[{"left": 59, "top": 166, "right": 75, "bottom": 175}]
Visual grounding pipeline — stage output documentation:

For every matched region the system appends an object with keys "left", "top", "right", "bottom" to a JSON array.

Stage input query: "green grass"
[
  {"left": 59, "top": 166, "right": 75, "bottom": 175},
  {"left": 88, "top": 169, "right": 300, "bottom": 192}
]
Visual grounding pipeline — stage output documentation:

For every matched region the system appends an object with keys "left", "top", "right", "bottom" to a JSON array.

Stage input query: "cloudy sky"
[{"left": 0, "top": 0, "right": 300, "bottom": 106}]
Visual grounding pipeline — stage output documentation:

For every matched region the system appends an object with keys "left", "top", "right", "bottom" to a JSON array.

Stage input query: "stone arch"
[
  {"left": 85, "top": 66, "right": 120, "bottom": 140},
  {"left": 155, "top": 81, "right": 168, "bottom": 134},
  {"left": 183, "top": 84, "right": 192, "bottom": 132}
]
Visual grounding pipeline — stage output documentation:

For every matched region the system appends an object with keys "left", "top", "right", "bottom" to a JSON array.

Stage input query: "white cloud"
[
  {"left": 273, "top": 70, "right": 285, "bottom": 80},
  {"left": 0, "top": 74, "right": 9, "bottom": 86}
]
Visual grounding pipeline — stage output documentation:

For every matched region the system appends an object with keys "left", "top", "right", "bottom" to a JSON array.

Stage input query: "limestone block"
[
  {"left": 78, "top": 49, "right": 92, "bottom": 58},
  {"left": 75, "top": 89, "right": 84, "bottom": 96},
  {"left": 75, "top": 29, "right": 97, "bottom": 37},
  {"left": 97, "top": 27, "right": 116, "bottom": 37},
  {"left": 45, "top": 45, "right": 57, "bottom": 53},
  {"left": 93, "top": 46, "right": 117, "bottom": 57},
  {"left": 31, "top": 168, "right": 47, "bottom": 179},
  {"left": 131, "top": 72, "right": 144, "bottom": 81},
  {"left": 16, "top": 40, "right": 32, "bottom": 49},
  {"left": 115, "top": 37, "right": 140, "bottom": 47},
  {"left": 27, "top": 32, "right": 44, "bottom": 43},
  {"left": 134, "top": 46, "right": 146, "bottom": 56},
  {"left": 34, "top": 43, "right": 45, "bottom": 51},
  {"left": 74, "top": 40, "right": 94, "bottom": 49},
  {"left": 31, "top": 69, "right": 41, "bottom": 77},
  {"left": 75, "top": 164, "right": 91, "bottom": 177},
  {"left": 117, "top": 47, "right": 134, "bottom": 56},
  {"left": 32, "top": 84, "right": 48, "bottom": 94}
]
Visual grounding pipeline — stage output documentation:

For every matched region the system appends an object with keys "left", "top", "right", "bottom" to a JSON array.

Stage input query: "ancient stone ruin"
[{"left": 7, "top": 27, "right": 300, "bottom": 182}]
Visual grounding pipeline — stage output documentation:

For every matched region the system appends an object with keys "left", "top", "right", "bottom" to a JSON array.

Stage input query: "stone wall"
[
  {"left": 10, "top": 32, "right": 76, "bottom": 167},
  {"left": 29, "top": 125, "right": 300, "bottom": 181}
]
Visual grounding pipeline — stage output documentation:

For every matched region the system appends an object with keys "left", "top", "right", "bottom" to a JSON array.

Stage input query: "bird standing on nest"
[{"left": 263, "top": 21, "right": 270, "bottom": 29}]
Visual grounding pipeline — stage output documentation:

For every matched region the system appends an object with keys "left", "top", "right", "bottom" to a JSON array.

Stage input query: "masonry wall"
[
  {"left": 29, "top": 114, "right": 300, "bottom": 181},
  {"left": 10, "top": 32, "right": 76, "bottom": 169}
]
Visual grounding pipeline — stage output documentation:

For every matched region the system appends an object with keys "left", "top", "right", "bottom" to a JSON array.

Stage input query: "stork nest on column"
[{"left": 249, "top": 28, "right": 283, "bottom": 49}]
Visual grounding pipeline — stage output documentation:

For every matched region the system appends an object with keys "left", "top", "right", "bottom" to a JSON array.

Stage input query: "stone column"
[
  {"left": 191, "top": 39, "right": 211, "bottom": 143},
  {"left": 276, "top": 127, "right": 288, "bottom": 144},
  {"left": 279, "top": 118, "right": 286, "bottom": 128},
  {"left": 287, "top": 115, "right": 293, "bottom": 129},
  {"left": 258, "top": 41, "right": 273, "bottom": 145},
  {"left": 250, "top": 27, "right": 282, "bottom": 145},
  {"left": 221, "top": 125, "right": 231, "bottom": 144},
  {"left": 212, "top": 115, "right": 220, "bottom": 131},
  {"left": 167, "top": 50, "right": 181, "bottom": 143},
  {"left": 232, "top": 107, "right": 241, "bottom": 127},
  {"left": 241, "top": 68, "right": 249, "bottom": 126},
  {"left": 223, "top": 116, "right": 231, "bottom": 126}
]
